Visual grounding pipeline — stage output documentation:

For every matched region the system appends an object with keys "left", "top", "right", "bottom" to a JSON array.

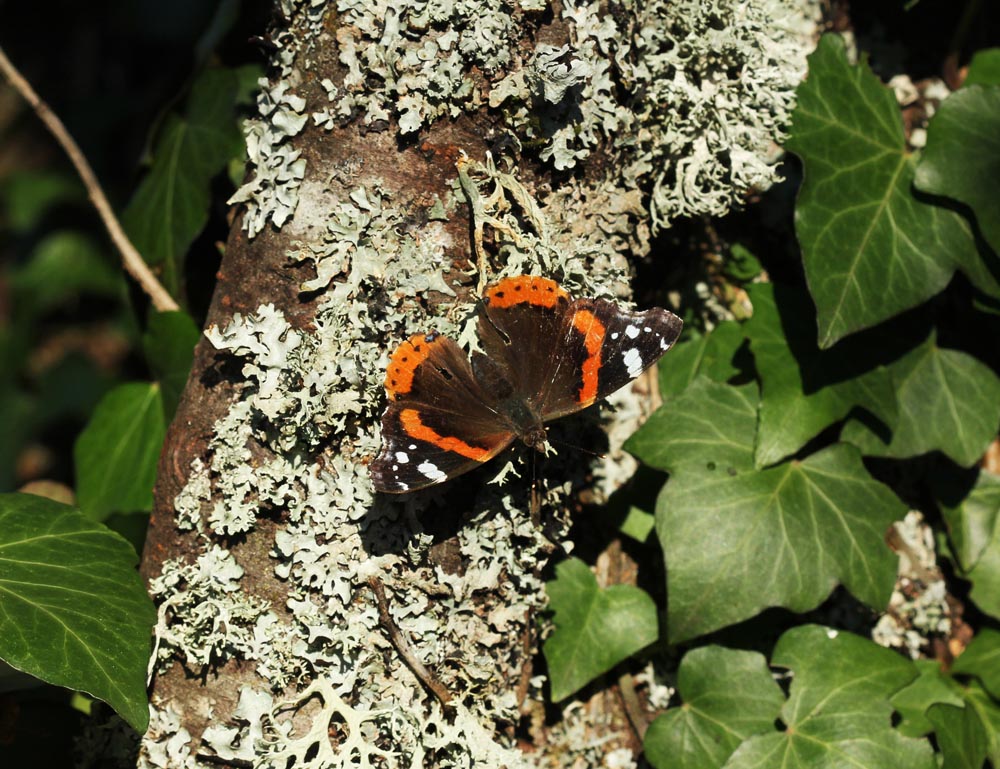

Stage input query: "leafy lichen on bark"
[{"left": 142, "top": 0, "right": 822, "bottom": 766}]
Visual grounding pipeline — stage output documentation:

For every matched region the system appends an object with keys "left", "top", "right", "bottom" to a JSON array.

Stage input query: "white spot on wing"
[
  {"left": 408, "top": 444, "right": 417, "bottom": 450},
  {"left": 395, "top": 452, "right": 409, "bottom": 463},
  {"left": 625, "top": 326, "right": 640, "bottom": 339},
  {"left": 660, "top": 338, "right": 669, "bottom": 350},
  {"left": 623, "top": 347, "right": 643, "bottom": 377},
  {"left": 418, "top": 461, "right": 446, "bottom": 482},
  {"left": 610, "top": 332, "right": 619, "bottom": 340},
  {"left": 397, "top": 481, "right": 409, "bottom": 491},
  {"left": 644, "top": 326, "right": 652, "bottom": 332}
]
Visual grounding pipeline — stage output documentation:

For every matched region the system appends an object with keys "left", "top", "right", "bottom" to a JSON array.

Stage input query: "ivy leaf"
[
  {"left": 915, "top": 84, "right": 1000, "bottom": 257},
  {"left": 143, "top": 311, "right": 201, "bottom": 420},
  {"left": 626, "top": 378, "right": 757, "bottom": 479},
  {"left": 841, "top": 334, "right": 1000, "bottom": 466},
  {"left": 937, "top": 469, "right": 1000, "bottom": 571},
  {"left": 74, "top": 383, "right": 166, "bottom": 520},
  {"left": 643, "top": 647, "right": 783, "bottom": 769},
  {"left": 658, "top": 443, "right": 902, "bottom": 643},
  {"left": 927, "top": 703, "right": 989, "bottom": 769},
  {"left": 965, "top": 48, "right": 1000, "bottom": 86},
  {"left": 787, "top": 34, "right": 981, "bottom": 348},
  {"left": 121, "top": 66, "right": 258, "bottom": 295},
  {"left": 890, "top": 659, "right": 965, "bottom": 737},
  {"left": 952, "top": 629, "right": 1000, "bottom": 699},
  {"left": 746, "top": 283, "right": 897, "bottom": 467},
  {"left": 0, "top": 493, "right": 155, "bottom": 733},
  {"left": 964, "top": 682, "right": 1000, "bottom": 765},
  {"left": 965, "top": 517, "right": 1000, "bottom": 618},
  {"left": 658, "top": 321, "right": 746, "bottom": 399},
  {"left": 11, "top": 232, "right": 123, "bottom": 318},
  {"left": 543, "top": 558, "right": 658, "bottom": 701},
  {"left": 726, "top": 625, "right": 934, "bottom": 769}
]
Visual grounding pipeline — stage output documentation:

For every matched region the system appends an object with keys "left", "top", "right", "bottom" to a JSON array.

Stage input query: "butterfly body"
[{"left": 371, "top": 275, "right": 682, "bottom": 493}]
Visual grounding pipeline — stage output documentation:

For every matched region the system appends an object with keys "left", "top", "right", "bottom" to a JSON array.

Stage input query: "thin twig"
[
  {"left": 0, "top": 45, "right": 179, "bottom": 312},
  {"left": 368, "top": 576, "right": 454, "bottom": 711},
  {"left": 616, "top": 671, "right": 649, "bottom": 742}
]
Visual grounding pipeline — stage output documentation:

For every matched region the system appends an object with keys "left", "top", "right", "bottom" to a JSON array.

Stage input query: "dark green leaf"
[
  {"left": 965, "top": 48, "right": 1000, "bottom": 87},
  {"left": 121, "top": 66, "right": 257, "bottom": 294},
  {"left": 74, "top": 383, "right": 166, "bottom": 520},
  {"left": 11, "top": 232, "right": 122, "bottom": 318},
  {"left": 0, "top": 171, "right": 82, "bottom": 232},
  {"left": 964, "top": 682, "right": 1000, "bottom": 765},
  {"left": 890, "top": 659, "right": 965, "bottom": 737},
  {"left": 0, "top": 493, "right": 155, "bottom": 732},
  {"left": 726, "top": 625, "right": 934, "bottom": 769},
  {"left": 787, "top": 35, "right": 981, "bottom": 347},
  {"left": 644, "top": 647, "right": 783, "bottom": 769},
  {"left": 724, "top": 243, "right": 764, "bottom": 282},
  {"left": 965, "top": 516, "right": 1000, "bottom": 618},
  {"left": 658, "top": 444, "right": 902, "bottom": 642},
  {"left": 927, "top": 703, "right": 989, "bottom": 769},
  {"left": 746, "top": 283, "right": 897, "bottom": 466},
  {"left": 626, "top": 378, "right": 757, "bottom": 478},
  {"left": 938, "top": 470, "right": 1000, "bottom": 571},
  {"left": 143, "top": 311, "right": 201, "bottom": 420},
  {"left": 952, "top": 629, "right": 1000, "bottom": 699},
  {"left": 658, "top": 321, "right": 746, "bottom": 399},
  {"left": 841, "top": 334, "right": 1000, "bottom": 466},
  {"left": 915, "top": 84, "right": 1000, "bottom": 257},
  {"left": 543, "top": 558, "right": 658, "bottom": 700}
]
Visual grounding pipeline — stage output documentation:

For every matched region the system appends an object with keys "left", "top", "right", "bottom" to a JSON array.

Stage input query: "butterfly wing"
[
  {"left": 475, "top": 275, "right": 574, "bottom": 412},
  {"left": 370, "top": 332, "right": 516, "bottom": 493},
  {"left": 537, "top": 298, "right": 683, "bottom": 421}
]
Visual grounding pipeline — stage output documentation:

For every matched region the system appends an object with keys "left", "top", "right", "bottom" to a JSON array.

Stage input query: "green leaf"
[
  {"left": 938, "top": 469, "right": 1000, "bottom": 571},
  {"left": 658, "top": 320, "right": 746, "bottom": 399},
  {"left": 143, "top": 311, "right": 201, "bottom": 420},
  {"left": 619, "top": 506, "right": 655, "bottom": 543},
  {"left": 952, "top": 629, "right": 1000, "bottom": 699},
  {"left": 726, "top": 625, "right": 934, "bottom": 769},
  {"left": 841, "top": 334, "right": 1000, "bottom": 466},
  {"left": 915, "top": 84, "right": 1000, "bottom": 258},
  {"left": 11, "top": 232, "right": 123, "bottom": 318},
  {"left": 890, "top": 659, "right": 965, "bottom": 737},
  {"left": 0, "top": 170, "right": 82, "bottom": 232},
  {"left": 724, "top": 243, "right": 764, "bottom": 282},
  {"left": 626, "top": 378, "right": 757, "bottom": 478},
  {"left": 746, "top": 283, "right": 897, "bottom": 466},
  {"left": 643, "top": 647, "right": 783, "bottom": 769},
  {"left": 121, "top": 66, "right": 256, "bottom": 294},
  {"left": 74, "top": 383, "right": 166, "bottom": 520},
  {"left": 543, "top": 558, "right": 658, "bottom": 700},
  {"left": 965, "top": 514, "right": 1000, "bottom": 618},
  {"left": 927, "top": 703, "right": 989, "bottom": 769},
  {"left": 964, "top": 682, "right": 1000, "bottom": 765},
  {"left": 787, "top": 34, "right": 982, "bottom": 347},
  {"left": 658, "top": 443, "right": 902, "bottom": 642},
  {"left": 0, "top": 493, "right": 155, "bottom": 732},
  {"left": 965, "top": 48, "right": 1000, "bottom": 87}
]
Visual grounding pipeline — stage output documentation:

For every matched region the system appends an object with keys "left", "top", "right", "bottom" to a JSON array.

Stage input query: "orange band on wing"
[
  {"left": 485, "top": 276, "right": 569, "bottom": 309},
  {"left": 385, "top": 334, "right": 441, "bottom": 398},
  {"left": 572, "top": 309, "right": 605, "bottom": 404},
  {"left": 399, "top": 408, "right": 490, "bottom": 460}
]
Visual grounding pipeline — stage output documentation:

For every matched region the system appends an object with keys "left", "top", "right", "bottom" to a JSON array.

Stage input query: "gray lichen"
[{"left": 151, "top": 0, "right": 826, "bottom": 765}]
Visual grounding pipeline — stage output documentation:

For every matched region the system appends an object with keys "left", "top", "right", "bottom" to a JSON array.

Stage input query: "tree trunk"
[{"left": 139, "top": 0, "right": 818, "bottom": 765}]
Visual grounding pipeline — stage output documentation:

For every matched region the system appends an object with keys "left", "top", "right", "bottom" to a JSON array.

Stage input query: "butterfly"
[{"left": 370, "top": 275, "right": 683, "bottom": 492}]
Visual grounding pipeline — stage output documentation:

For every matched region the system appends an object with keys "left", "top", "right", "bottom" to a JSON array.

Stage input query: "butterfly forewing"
[
  {"left": 538, "top": 299, "right": 683, "bottom": 421},
  {"left": 371, "top": 332, "right": 516, "bottom": 492}
]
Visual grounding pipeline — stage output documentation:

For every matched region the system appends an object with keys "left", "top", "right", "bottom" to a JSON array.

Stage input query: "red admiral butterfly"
[{"left": 370, "top": 275, "right": 683, "bottom": 493}]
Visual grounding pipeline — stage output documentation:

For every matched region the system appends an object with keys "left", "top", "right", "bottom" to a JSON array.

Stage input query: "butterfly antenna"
[{"left": 546, "top": 435, "right": 607, "bottom": 459}]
